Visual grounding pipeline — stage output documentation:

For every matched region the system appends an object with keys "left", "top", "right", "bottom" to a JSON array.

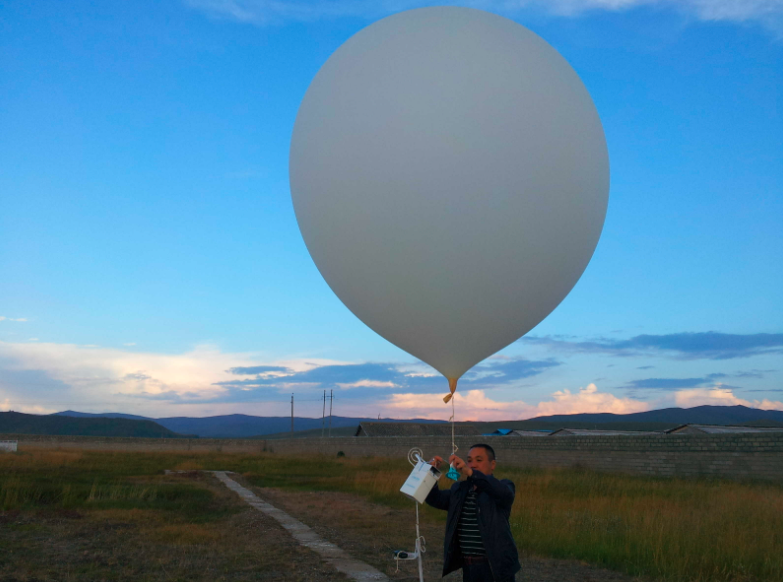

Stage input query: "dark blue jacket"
[{"left": 425, "top": 471, "right": 521, "bottom": 580}]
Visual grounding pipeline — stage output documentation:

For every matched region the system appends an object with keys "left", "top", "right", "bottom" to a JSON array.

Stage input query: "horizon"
[
  {"left": 2, "top": 402, "right": 777, "bottom": 423},
  {"left": 1, "top": 0, "right": 781, "bottom": 421}
]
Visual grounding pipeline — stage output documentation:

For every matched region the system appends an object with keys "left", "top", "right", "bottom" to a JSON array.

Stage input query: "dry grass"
[
  {"left": 0, "top": 449, "right": 348, "bottom": 581},
  {"left": 505, "top": 468, "right": 783, "bottom": 582},
  {"left": 231, "top": 452, "right": 783, "bottom": 582},
  {"left": 2, "top": 448, "right": 781, "bottom": 581},
  {"left": 353, "top": 464, "right": 783, "bottom": 581}
]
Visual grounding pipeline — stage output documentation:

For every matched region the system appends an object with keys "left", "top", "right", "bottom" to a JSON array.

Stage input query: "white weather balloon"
[{"left": 290, "top": 7, "right": 609, "bottom": 398}]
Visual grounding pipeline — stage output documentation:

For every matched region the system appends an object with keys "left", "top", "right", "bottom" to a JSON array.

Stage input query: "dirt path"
[{"left": 239, "top": 483, "right": 646, "bottom": 582}]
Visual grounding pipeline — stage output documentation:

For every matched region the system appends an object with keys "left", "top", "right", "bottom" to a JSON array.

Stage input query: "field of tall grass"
[
  {"left": 231, "top": 453, "right": 783, "bottom": 581},
  {"left": 2, "top": 449, "right": 781, "bottom": 582},
  {"left": 0, "top": 450, "right": 230, "bottom": 519}
]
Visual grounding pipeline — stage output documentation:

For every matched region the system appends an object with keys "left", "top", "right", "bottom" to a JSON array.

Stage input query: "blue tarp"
[{"left": 482, "top": 428, "right": 513, "bottom": 436}]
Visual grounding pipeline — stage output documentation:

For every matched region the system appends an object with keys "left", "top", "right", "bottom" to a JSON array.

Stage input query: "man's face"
[{"left": 467, "top": 447, "right": 496, "bottom": 476}]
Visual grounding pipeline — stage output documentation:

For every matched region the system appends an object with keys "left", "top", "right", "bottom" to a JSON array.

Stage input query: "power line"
[
  {"left": 328, "top": 389, "right": 333, "bottom": 437},
  {"left": 321, "top": 390, "right": 326, "bottom": 437}
]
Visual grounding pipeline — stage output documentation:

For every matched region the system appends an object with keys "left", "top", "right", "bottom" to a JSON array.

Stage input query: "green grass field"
[{"left": 2, "top": 449, "right": 781, "bottom": 581}]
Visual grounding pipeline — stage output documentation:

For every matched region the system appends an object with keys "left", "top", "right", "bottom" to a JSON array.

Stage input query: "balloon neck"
[{"left": 443, "top": 378, "right": 458, "bottom": 403}]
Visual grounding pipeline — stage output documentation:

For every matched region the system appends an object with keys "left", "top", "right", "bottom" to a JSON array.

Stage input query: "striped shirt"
[{"left": 458, "top": 489, "right": 485, "bottom": 556}]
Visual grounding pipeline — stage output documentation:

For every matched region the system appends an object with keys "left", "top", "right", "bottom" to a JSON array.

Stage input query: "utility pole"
[
  {"left": 291, "top": 393, "right": 294, "bottom": 434},
  {"left": 328, "top": 389, "right": 333, "bottom": 437},
  {"left": 321, "top": 390, "right": 326, "bottom": 438}
]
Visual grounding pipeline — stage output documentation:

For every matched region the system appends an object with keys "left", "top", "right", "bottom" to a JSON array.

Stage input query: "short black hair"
[{"left": 469, "top": 443, "right": 496, "bottom": 462}]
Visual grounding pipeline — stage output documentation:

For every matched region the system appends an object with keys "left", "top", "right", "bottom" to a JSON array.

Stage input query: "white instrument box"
[{"left": 400, "top": 458, "right": 442, "bottom": 504}]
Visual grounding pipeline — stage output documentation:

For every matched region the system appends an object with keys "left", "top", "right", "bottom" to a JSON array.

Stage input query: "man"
[{"left": 426, "top": 444, "right": 520, "bottom": 582}]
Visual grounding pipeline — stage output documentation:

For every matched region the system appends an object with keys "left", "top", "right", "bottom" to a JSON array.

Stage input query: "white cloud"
[
  {"left": 0, "top": 341, "right": 253, "bottom": 398},
  {"left": 684, "top": 0, "right": 783, "bottom": 21},
  {"left": 674, "top": 386, "right": 749, "bottom": 407},
  {"left": 336, "top": 380, "right": 398, "bottom": 388},
  {"left": 0, "top": 341, "right": 352, "bottom": 417},
  {"left": 537, "top": 382, "right": 650, "bottom": 415},
  {"left": 756, "top": 399, "right": 783, "bottom": 411},
  {"left": 184, "top": 0, "right": 383, "bottom": 24},
  {"left": 0, "top": 342, "right": 263, "bottom": 413},
  {"left": 384, "top": 390, "right": 526, "bottom": 421},
  {"left": 674, "top": 385, "right": 783, "bottom": 410},
  {"left": 273, "top": 358, "right": 347, "bottom": 373},
  {"left": 184, "top": 0, "right": 783, "bottom": 30},
  {"left": 0, "top": 317, "right": 27, "bottom": 322},
  {"left": 382, "top": 383, "right": 649, "bottom": 421}
]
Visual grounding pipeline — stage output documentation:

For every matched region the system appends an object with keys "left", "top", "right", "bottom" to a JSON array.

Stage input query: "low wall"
[
  {"left": 265, "top": 434, "right": 783, "bottom": 482},
  {"left": 0, "top": 434, "right": 266, "bottom": 454},
  {"left": 4, "top": 432, "right": 782, "bottom": 482}
]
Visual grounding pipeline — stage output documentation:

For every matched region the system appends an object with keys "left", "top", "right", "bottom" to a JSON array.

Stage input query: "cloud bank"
[
  {"left": 523, "top": 332, "right": 783, "bottom": 360},
  {"left": 216, "top": 356, "right": 561, "bottom": 397},
  {"left": 1, "top": 337, "right": 781, "bottom": 419},
  {"left": 386, "top": 382, "right": 649, "bottom": 420},
  {"left": 622, "top": 371, "right": 767, "bottom": 390}
]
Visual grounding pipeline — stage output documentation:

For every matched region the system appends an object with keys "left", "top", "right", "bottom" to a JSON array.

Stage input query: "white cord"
[
  {"left": 450, "top": 396, "right": 458, "bottom": 458},
  {"left": 415, "top": 500, "right": 425, "bottom": 582},
  {"left": 395, "top": 501, "right": 427, "bottom": 579}
]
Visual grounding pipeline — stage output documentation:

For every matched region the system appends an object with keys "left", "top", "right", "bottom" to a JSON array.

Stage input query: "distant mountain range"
[
  {"left": 1, "top": 405, "right": 779, "bottom": 439},
  {"left": 0, "top": 411, "right": 186, "bottom": 438},
  {"left": 531, "top": 405, "right": 783, "bottom": 425},
  {"left": 435, "top": 405, "right": 783, "bottom": 433},
  {"left": 52, "top": 411, "right": 445, "bottom": 438}
]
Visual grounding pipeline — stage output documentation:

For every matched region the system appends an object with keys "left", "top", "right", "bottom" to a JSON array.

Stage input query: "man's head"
[{"left": 467, "top": 444, "right": 496, "bottom": 476}]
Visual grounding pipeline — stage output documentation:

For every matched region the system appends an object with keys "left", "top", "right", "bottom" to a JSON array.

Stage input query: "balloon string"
[{"left": 450, "top": 396, "right": 458, "bottom": 457}]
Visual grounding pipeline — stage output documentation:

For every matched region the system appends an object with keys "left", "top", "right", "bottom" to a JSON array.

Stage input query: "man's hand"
[
  {"left": 429, "top": 455, "right": 445, "bottom": 470},
  {"left": 448, "top": 454, "right": 473, "bottom": 477}
]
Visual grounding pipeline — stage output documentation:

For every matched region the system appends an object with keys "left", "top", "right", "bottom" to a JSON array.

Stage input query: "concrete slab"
[{"left": 212, "top": 471, "right": 389, "bottom": 582}]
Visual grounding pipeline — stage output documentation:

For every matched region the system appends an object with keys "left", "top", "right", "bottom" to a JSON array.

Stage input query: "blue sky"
[{"left": 1, "top": 0, "right": 781, "bottom": 420}]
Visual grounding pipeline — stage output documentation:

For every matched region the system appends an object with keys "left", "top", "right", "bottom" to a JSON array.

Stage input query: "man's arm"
[
  {"left": 424, "top": 480, "right": 451, "bottom": 510},
  {"left": 468, "top": 471, "right": 515, "bottom": 507}
]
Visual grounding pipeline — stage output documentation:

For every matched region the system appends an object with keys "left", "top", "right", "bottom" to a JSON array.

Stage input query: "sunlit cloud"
[
  {"left": 674, "top": 385, "right": 783, "bottom": 410},
  {"left": 384, "top": 390, "right": 528, "bottom": 421},
  {"left": 382, "top": 383, "right": 649, "bottom": 421},
  {"left": 1, "top": 342, "right": 248, "bottom": 397},
  {"left": 0, "top": 341, "right": 316, "bottom": 415},
  {"left": 0, "top": 398, "right": 58, "bottom": 415},
  {"left": 756, "top": 399, "right": 783, "bottom": 411},
  {"left": 537, "top": 383, "right": 650, "bottom": 415}
]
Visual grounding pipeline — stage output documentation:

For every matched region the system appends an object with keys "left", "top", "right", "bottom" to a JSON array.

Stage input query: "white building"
[{"left": 0, "top": 440, "right": 18, "bottom": 452}]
